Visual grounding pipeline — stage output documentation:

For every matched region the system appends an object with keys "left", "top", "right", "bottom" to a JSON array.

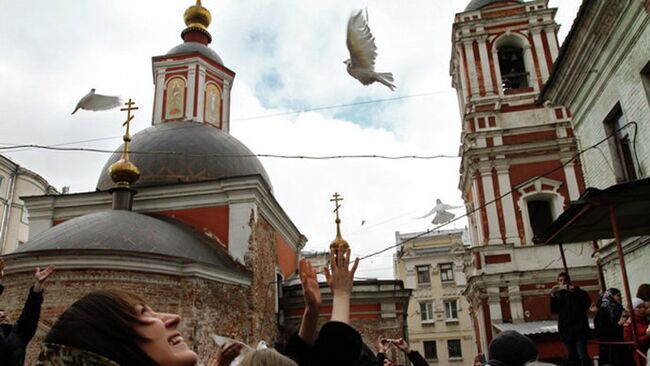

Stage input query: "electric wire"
[{"left": 356, "top": 121, "right": 641, "bottom": 262}]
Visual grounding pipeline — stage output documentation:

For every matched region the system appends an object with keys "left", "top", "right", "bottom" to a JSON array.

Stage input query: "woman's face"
[
  {"left": 613, "top": 293, "right": 622, "bottom": 304},
  {"left": 133, "top": 304, "right": 198, "bottom": 366},
  {"left": 634, "top": 303, "right": 647, "bottom": 317}
]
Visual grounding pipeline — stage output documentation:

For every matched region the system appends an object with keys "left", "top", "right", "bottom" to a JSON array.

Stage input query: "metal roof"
[
  {"left": 464, "top": 0, "right": 524, "bottom": 12},
  {"left": 96, "top": 121, "right": 272, "bottom": 192},
  {"left": 535, "top": 178, "right": 650, "bottom": 244},
  {"left": 493, "top": 319, "right": 594, "bottom": 335},
  {"left": 11, "top": 210, "right": 246, "bottom": 275}
]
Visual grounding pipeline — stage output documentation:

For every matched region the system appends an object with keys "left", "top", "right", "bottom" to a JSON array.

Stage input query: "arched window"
[
  {"left": 204, "top": 83, "right": 222, "bottom": 126},
  {"left": 494, "top": 34, "right": 531, "bottom": 93},
  {"left": 498, "top": 45, "right": 528, "bottom": 90},
  {"left": 164, "top": 77, "right": 186, "bottom": 120},
  {"left": 516, "top": 178, "right": 564, "bottom": 245}
]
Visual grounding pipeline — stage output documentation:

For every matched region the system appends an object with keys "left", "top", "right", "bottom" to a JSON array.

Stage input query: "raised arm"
[
  {"left": 298, "top": 258, "right": 321, "bottom": 344},
  {"left": 0, "top": 257, "right": 4, "bottom": 296},
  {"left": 14, "top": 265, "right": 54, "bottom": 344},
  {"left": 324, "top": 246, "right": 359, "bottom": 324}
]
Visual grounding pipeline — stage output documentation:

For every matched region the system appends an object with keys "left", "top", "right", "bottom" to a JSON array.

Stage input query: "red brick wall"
[{"left": 0, "top": 269, "right": 251, "bottom": 364}]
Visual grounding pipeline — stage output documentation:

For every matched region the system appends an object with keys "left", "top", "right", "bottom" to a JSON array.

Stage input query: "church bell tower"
[{"left": 151, "top": 0, "right": 235, "bottom": 132}]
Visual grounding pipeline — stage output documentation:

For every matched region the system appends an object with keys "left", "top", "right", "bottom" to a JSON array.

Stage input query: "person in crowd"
[
  {"left": 486, "top": 330, "right": 538, "bottom": 366},
  {"left": 0, "top": 257, "right": 55, "bottom": 366},
  {"left": 595, "top": 288, "right": 634, "bottom": 366},
  {"left": 391, "top": 338, "right": 428, "bottom": 366},
  {"left": 550, "top": 271, "right": 593, "bottom": 366},
  {"left": 636, "top": 284, "right": 650, "bottom": 319},
  {"left": 623, "top": 298, "right": 650, "bottom": 365},
  {"left": 283, "top": 246, "right": 363, "bottom": 366},
  {"left": 235, "top": 348, "right": 297, "bottom": 366},
  {"left": 38, "top": 290, "right": 198, "bottom": 365}
]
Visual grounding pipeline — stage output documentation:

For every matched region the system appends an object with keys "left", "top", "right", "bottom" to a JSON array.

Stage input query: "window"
[
  {"left": 498, "top": 45, "right": 528, "bottom": 91},
  {"left": 440, "top": 263, "right": 454, "bottom": 282},
  {"left": 444, "top": 300, "right": 459, "bottom": 320},
  {"left": 20, "top": 207, "right": 29, "bottom": 224},
  {"left": 423, "top": 341, "right": 438, "bottom": 360},
  {"left": 420, "top": 302, "right": 434, "bottom": 323},
  {"left": 448, "top": 339, "right": 462, "bottom": 359},
  {"left": 527, "top": 199, "right": 553, "bottom": 237},
  {"left": 604, "top": 104, "right": 637, "bottom": 182},
  {"left": 416, "top": 265, "right": 431, "bottom": 285}
]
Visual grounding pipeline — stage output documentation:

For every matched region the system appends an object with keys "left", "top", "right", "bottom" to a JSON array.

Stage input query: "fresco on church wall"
[
  {"left": 205, "top": 83, "right": 221, "bottom": 126},
  {"left": 165, "top": 77, "right": 185, "bottom": 120}
]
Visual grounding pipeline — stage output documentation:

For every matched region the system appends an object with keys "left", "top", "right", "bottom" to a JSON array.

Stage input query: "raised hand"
[
  {"left": 33, "top": 265, "right": 54, "bottom": 292},
  {"left": 377, "top": 336, "right": 391, "bottom": 354},
  {"left": 299, "top": 258, "right": 321, "bottom": 310},
  {"left": 0, "top": 257, "right": 4, "bottom": 277},
  {"left": 323, "top": 246, "right": 359, "bottom": 297},
  {"left": 209, "top": 343, "right": 243, "bottom": 366},
  {"left": 394, "top": 338, "right": 410, "bottom": 353}
]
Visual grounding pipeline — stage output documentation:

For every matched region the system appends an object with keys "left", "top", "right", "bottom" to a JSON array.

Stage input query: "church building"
[
  {"left": 451, "top": 0, "right": 599, "bottom": 361},
  {"left": 1, "top": 1, "right": 305, "bottom": 363}
]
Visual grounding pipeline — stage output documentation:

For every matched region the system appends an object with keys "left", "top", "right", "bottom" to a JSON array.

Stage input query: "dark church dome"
[
  {"left": 465, "top": 0, "right": 524, "bottom": 11},
  {"left": 167, "top": 42, "right": 224, "bottom": 65},
  {"left": 11, "top": 210, "right": 244, "bottom": 274},
  {"left": 96, "top": 121, "right": 272, "bottom": 191}
]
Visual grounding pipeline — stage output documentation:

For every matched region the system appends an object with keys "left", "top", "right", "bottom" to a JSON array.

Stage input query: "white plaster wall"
[{"left": 570, "top": 11, "right": 650, "bottom": 189}]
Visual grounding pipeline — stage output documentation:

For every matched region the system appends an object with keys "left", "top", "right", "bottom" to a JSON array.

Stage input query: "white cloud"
[{"left": 0, "top": 0, "right": 581, "bottom": 278}]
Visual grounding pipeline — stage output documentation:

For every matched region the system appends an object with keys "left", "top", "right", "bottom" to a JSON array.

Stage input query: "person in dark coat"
[
  {"left": 594, "top": 288, "right": 634, "bottom": 366},
  {"left": 550, "top": 272, "right": 593, "bottom": 366},
  {"left": 487, "top": 330, "right": 538, "bottom": 366},
  {"left": 0, "top": 257, "right": 55, "bottom": 366},
  {"left": 284, "top": 247, "right": 363, "bottom": 366}
]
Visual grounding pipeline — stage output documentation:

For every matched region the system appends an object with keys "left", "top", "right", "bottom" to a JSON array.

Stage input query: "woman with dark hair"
[
  {"left": 37, "top": 290, "right": 198, "bottom": 365},
  {"left": 594, "top": 288, "right": 634, "bottom": 366}
]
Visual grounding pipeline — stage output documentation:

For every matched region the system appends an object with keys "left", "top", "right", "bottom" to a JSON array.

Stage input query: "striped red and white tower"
[
  {"left": 151, "top": 0, "right": 235, "bottom": 131},
  {"left": 451, "top": 0, "right": 598, "bottom": 361}
]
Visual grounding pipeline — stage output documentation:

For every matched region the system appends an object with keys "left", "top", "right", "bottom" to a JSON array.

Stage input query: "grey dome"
[
  {"left": 465, "top": 0, "right": 524, "bottom": 11},
  {"left": 11, "top": 210, "right": 244, "bottom": 273},
  {"left": 167, "top": 42, "right": 223, "bottom": 65},
  {"left": 96, "top": 121, "right": 272, "bottom": 191}
]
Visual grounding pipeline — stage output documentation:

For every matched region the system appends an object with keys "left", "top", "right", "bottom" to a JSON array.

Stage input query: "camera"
[{"left": 381, "top": 338, "right": 397, "bottom": 345}]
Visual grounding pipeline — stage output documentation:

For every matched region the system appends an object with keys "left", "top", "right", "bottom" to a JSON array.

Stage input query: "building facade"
[
  {"left": 0, "top": 155, "right": 57, "bottom": 254},
  {"left": 394, "top": 229, "right": 475, "bottom": 366},
  {"left": 1, "top": 2, "right": 307, "bottom": 363},
  {"left": 540, "top": 0, "right": 650, "bottom": 294},
  {"left": 450, "top": 0, "right": 598, "bottom": 361}
]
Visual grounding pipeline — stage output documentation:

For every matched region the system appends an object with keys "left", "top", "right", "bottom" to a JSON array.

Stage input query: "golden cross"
[
  {"left": 119, "top": 99, "right": 138, "bottom": 160},
  {"left": 330, "top": 192, "right": 344, "bottom": 221}
]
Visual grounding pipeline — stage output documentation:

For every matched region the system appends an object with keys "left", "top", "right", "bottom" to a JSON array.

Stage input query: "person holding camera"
[{"left": 550, "top": 272, "right": 593, "bottom": 366}]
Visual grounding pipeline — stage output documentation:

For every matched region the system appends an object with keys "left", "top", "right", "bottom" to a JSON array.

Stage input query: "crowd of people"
[
  {"left": 550, "top": 271, "right": 650, "bottom": 366},
  {"left": 1, "top": 251, "right": 648, "bottom": 366}
]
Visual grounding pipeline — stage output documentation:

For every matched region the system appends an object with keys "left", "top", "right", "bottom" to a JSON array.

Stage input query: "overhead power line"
[
  {"left": 0, "top": 144, "right": 458, "bottom": 160},
  {"left": 356, "top": 121, "right": 641, "bottom": 263}
]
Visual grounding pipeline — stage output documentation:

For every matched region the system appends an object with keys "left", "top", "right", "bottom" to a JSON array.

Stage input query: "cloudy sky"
[{"left": 0, "top": 0, "right": 580, "bottom": 278}]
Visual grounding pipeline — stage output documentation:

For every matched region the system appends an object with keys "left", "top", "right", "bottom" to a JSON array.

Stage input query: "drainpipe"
[{"left": 0, "top": 165, "right": 18, "bottom": 254}]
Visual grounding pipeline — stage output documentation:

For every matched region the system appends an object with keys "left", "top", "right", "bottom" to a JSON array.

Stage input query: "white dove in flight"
[
  {"left": 345, "top": 9, "right": 396, "bottom": 91},
  {"left": 71, "top": 88, "right": 122, "bottom": 114},
  {"left": 417, "top": 199, "right": 463, "bottom": 225}
]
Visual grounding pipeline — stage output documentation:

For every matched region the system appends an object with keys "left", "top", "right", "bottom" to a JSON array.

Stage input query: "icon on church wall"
[
  {"left": 204, "top": 83, "right": 221, "bottom": 126},
  {"left": 165, "top": 77, "right": 185, "bottom": 120}
]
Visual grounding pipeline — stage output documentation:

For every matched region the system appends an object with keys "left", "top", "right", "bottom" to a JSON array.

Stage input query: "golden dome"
[
  {"left": 184, "top": 0, "right": 212, "bottom": 31},
  {"left": 109, "top": 158, "right": 140, "bottom": 187},
  {"left": 330, "top": 235, "right": 350, "bottom": 252}
]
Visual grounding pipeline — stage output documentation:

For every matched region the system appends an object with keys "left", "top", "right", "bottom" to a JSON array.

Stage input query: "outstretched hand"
[
  {"left": 208, "top": 343, "right": 243, "bottom": 366},
  {"left": 323, "top": 246, "right": 359, "bottom": 297},
  {"left": 394, "top": 338, "right": 410, "bottom": 353},
  {"left": 33, "top": 265, "right": 54, "bottom": 293},
  {"left": 299, "top": 258, "right": 321, "bottom": 310}
]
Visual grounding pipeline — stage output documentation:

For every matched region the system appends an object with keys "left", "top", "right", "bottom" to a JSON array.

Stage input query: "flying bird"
[
  {"left": 71, "top": 89, "right": 122, "bottom": 114},
  {"left": 417, "top": 199, "right": 463, "bottom": 225},
  {"left": 345, "top": 9, "right": 396, "bottom": 91}
]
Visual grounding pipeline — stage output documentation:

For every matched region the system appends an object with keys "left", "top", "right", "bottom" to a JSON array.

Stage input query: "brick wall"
[{"left": 0, "top": 269, "right": 252, "bottom": 364}]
